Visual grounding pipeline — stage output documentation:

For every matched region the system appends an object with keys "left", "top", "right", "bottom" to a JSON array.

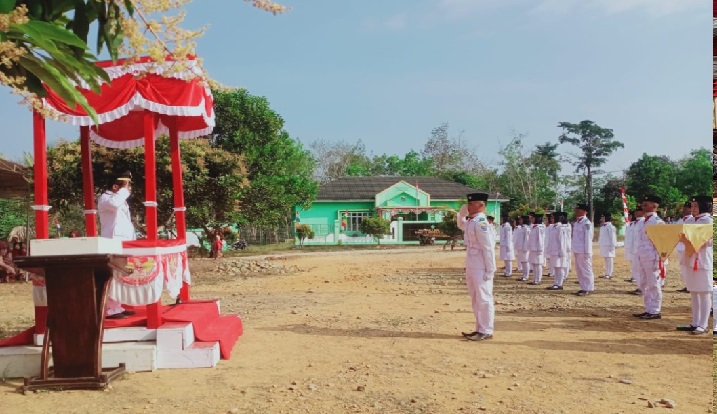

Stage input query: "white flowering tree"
[{"left": 0, "top": 0, "right": 286, "bottom": 120}]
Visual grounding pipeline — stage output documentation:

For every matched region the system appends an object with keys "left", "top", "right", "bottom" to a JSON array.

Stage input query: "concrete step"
[
  {"left": 34, "top": 326, "right": 158, "bottom": 346},
  {"left": 155, "top": 341, "right": 220, "bottom": 369},
  {"left": 156, "top": 322, "right": 194, "bottom": 351}
]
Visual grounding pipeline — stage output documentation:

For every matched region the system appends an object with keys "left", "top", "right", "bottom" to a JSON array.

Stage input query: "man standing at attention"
[
  {"left": 516, "top": 215, "right": 531, "bottom": 282},
  {"left": 572, "top": 203, "right": 594, "bottom": 296},
  {"left": 499, "top": 216, "right": 514, "bottom": 277},
  {"left": 461, "top": 192, "right": 495, "bottom": 342},
  {"left": 98, "top": 171, "right": 136, "bottom": 320},
  {"left": 632, "top": 195, "right": 665, "bottom": 320},
  {"left": 527, "top": 213, "right": 546, "bottom": 285},
  {"left": 598, "top": 213, "right": 617, "bottom": 279}
]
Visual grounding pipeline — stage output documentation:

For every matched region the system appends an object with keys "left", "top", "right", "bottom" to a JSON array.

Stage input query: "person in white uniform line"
[
  {"left": 631, "top": 195, "right": 665, "bottom": 320},
  {"left": 499, "top": 216, "right": 515, "bottom": 277},
  {"left": 597, "top": 213, "right": 617, "bottom": 279},
  {"left": 527, "top": 213, "right": 546, "bottom": 285},
  {"left": 515, "top": 215, "right": 531, "bottom": 281},
  {"left": 571, "top": 203, "right": 594, "bottom": 296},
  {"left": 98, "top": 171, "right": 137, "bottom": 320},
  {"left": 627, "top": 207, "right": 645, "bottom": 295},
  {"left": 460, "top": 192, "right": 496, "bottom": 342},
  {"left": 545, "top": 213, "right": 559, "bottom": 278},
  {"left": 546, "top": 212, "right": 571, "bottom": 290},
  {"left": 674, "top": 202, "right": 693, "bottom": 293},
  {"left": 675, "top": 196, "right": 713, "bottom": 334}
]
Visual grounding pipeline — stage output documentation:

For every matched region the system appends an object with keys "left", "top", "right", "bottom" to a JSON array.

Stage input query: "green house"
[{"left": 293, "top": 176, "right": 507, "bottom": 245}]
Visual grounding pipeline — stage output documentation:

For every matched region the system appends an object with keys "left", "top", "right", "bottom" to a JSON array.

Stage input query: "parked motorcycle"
[
  {"left": 418, "top": 232, "right": 435, "bottom": 246},
  {"left": 231, "top": 239, "right": 249, "bottom": 250}
]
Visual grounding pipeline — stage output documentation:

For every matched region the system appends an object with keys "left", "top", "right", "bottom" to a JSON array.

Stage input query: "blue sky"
[{"left": 0, "top": 0, "right": 709, "bottom": 174}]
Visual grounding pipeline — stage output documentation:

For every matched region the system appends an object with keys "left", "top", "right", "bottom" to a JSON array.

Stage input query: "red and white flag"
[{"left": 620, "top": 188, "right": 629, "bottom": 223}]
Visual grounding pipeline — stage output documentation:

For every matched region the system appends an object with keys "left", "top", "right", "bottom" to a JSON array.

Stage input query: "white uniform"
[
  {"left": 635, "top": 213, "right": 664, "bottom": 315},
  {"left": 675, "top": 214, "right": 693, "bottom": 289},
  {"left": 515, "top": 224, "right": 530, "bottom": 280},
  {"left": 571, "top": 216, "right": 594, "bottom": 292},
  {"left": 627, "top": 218, "right": 643, "bottom": 284},
  {"left": 499, "top": 222, "right": 515, "bottom": 276},
  {"left": 547, "top": 222, "right": 571, "bottom": 286},
  {"left": 528, "top": 223, "right": 546, "bottom": 283},
  {"left": 98, "top": 187, "right": 136, "bottom": 316},
  {"left": 545, "top": 223, "right": 559, "bottom": 276},
  {"left": 680, "top": 213, "right": 713, "bottom": 331},
  {"left": 464, "top": 213, "right": 496, "bottom": 335},
  {"left": 598, "top": 222, "right": 617, "bottom": 278}
]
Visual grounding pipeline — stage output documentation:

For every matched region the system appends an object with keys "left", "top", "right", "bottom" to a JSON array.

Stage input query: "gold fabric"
[{"left": 645, "top": 224, "right": 712, "bottom": 259}]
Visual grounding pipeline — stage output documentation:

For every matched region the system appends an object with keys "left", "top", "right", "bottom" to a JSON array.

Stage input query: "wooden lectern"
[{"left": 14, "top": 254, "right": 130, "bottom": 393}]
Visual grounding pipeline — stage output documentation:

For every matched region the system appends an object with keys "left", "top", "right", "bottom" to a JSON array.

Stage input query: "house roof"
[
  {"left": 0, "top": 158, "right": 31, "bottom": 199},
  {"left": 316, "top": 176, "right": 507, "bottom": 201}
]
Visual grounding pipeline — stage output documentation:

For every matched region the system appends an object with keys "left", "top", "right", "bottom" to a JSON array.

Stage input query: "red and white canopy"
[{"left": 42, "top": 56, "right": 214, "bottom": 148}]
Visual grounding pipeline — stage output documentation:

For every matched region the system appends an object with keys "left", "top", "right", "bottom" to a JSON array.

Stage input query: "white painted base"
[
  {"left": 156, "top": 322, "right": 194, "bottom": 351},
  {"left": 0, "top": 342, "right": 158, "bottom": 378},
  {"left": 102, "top": 342, "right": 157, "bottom": 372},
  {"left": 34, "top": 326, "right": 159, "bottom": 346},
  {"left": 156, "top": 341, "right": 220, "bottom": 369}
]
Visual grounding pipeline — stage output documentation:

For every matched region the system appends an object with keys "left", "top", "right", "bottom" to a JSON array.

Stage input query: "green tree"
[
  {"left": 497, "top": 134, "right": 557, "bottom": 211},
  {"left": 0, "top": 198, "right": 29, "bottom": 239},
  {"left": 675, "top": 148, "right": 712, "bottom": 197},
  {"left": 211, "top": 88, "right": 318, "bottom": 228},
  {"left": 294, "top": 224, "right": 314, "bottom": 247},
  {"left": 359, "top": 216, "right": 390, "bottom": 245},
  {"left": 557, "top": 120, "right": 624, "bottom": 222},
  {"left": 624, "top": 154, "right": 683, "bottom": 214}
]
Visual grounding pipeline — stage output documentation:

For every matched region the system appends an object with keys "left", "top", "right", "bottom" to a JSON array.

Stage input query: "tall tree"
[
  {"left": 624, "top": 154, "right": 683, "bottom": 215},
  {"left": 497, "top": 133, "right": 557, "bottom": 211},
  {"left": 557, "top": 120, "right": 624, "bottom": 222},
  {"left": 212, "top": 88, "right": 318, "bottom": 228}
]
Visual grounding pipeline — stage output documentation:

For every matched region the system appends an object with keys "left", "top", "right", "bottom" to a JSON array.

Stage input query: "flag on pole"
[{"left": 620, "top": 188, "right": 629, "bottom": 223}]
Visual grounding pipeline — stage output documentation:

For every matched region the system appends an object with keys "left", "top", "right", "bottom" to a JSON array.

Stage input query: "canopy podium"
[{"left": 14, "top": 253, "right": 130, "bottom": 393}]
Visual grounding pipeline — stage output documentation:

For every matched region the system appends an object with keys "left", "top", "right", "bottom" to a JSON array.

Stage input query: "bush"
[
  {"left": 359, "top": 216, "right": 391, "bottom": 244},
  {"left": 295, "top": 224, "right": 314, "bottom": 247}
]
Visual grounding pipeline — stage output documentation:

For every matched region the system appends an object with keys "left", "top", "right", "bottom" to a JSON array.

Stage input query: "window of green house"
[{"left": 344, "top": 211, "right": 370, "bottom": 232}]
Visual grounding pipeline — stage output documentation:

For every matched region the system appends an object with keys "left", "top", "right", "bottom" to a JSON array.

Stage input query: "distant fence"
[{"left": 235, "top": 224, "right": 295, "bottom": 245}]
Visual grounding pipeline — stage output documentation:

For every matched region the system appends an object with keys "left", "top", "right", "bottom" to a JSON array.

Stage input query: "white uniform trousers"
[
  {"left": 504, "top": 260, "right": 513, "bottom": 276},
  {"left": 465, "top": 267, "right": 495, "bottom": 335},
  {"left": 573, "top": 253, "right": 594, "bottom": 292},
  {"left": 689, "top": 291, "right": 711, "bottom": 330},
  {"left": 637, "top": 258, "right": 662, "bottom": 314},
  {"left": 106, "top": 297, "right": 125, "bottom": 316},
  {"left": 547, "top": 257, "right": 554, "bottom": 276},
  {"left": 676, "top": 251, "right": 686, "bottom": 287},
  {"left": 552, "top": 267, "right": 567, "bottom": 287},
  {"left": 532, "top": 264, "right": 543, "bottom": 284},
  {"left": 603, "top": 257, "right": 614, "bottom": 277},
  {"left": 629, "top": 257, "right": 640, "bottom": 284}
]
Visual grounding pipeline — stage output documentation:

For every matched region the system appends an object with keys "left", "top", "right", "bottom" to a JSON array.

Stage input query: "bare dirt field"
[{"left": 0, "top": 245, "right": 712, "bottom": 414}]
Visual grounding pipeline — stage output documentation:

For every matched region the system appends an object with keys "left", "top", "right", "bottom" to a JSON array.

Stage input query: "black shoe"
[
  {"left": 676, "top": 287, "right": 688, "bottom": 293},
  {"left": 629, "top": 289, "right": 642, "bottom": 295},
  {"left": 527, "top": 281, "right": 542, "bottom": 285},
  {"left": 624, "top": 278, "right": 636, "bottom": 283},
  {"left": 676, "top": 325, "right": 697, "bottom": 332},
  {"left": 639, "top": 313, "right": 661, "bottom": 320},
  {"left": 461, "top": 331, "right": 479, "bottom": 338},
  {"left": 121, "top": 310, "right": 136, "bottom": 316},
  {"left": 632, "top": 312, "right": 648, "bottom": 318},
  {"left": 575, "top": 290, "right": 590, "bottom": 296},
  {"left": 546, "top": 285, "right": 563, "bottom": 290},
  {"left": 466, "top": 332, "right": 493, "bottom": 341},
  {"left": 106, "top": 313, "right": 128, "bottom": 320}
]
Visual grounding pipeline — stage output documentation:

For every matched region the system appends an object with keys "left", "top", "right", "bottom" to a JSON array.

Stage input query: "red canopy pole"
[
  {"left": 32, "top": 110, "right": 49, "bottom": 335},
  {"left": 143, "top": 111, "right": 162, "bottom": 328},
  {"left": 80, "top": 127, "right": 97, "bottom": 236},
  {"left": 143, "top": 111, "right": 158, "bottom": 240},
  {"left": 169, "top": 118, "right": 190, "bottom": 302}
]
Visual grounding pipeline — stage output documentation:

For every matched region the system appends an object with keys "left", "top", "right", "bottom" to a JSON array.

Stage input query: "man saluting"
[{"left": 461, "top": 192, "right": 496, "bottom": 341}]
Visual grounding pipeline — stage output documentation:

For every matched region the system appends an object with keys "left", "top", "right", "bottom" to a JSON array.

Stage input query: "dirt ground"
[{"left": 0, "top": 245, "right": 713, "bottom": 414}]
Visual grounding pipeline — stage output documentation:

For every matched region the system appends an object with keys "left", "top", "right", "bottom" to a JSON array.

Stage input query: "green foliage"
[
  {"left": 674, "top": 148, "right": 711, "bottom": 197},
  {"left": 497, "top": 134, "right": 558, "bottom": 211},
  {"left": 295, "top": 224, "right": 314, "bottom": 247},
  {"left": 0, "top": 198, "right": 29, "bottom": 239},
  {"left": 437, "top": 210, "right": 462, "bottom": 238},
  {"left": 1, "top": 1, "right": 135, "bottom": 122},
  {"left": 211, "top": 88, "right": 318, "bottom": 228},
  {"left": 359, "top": 216, "right": 390, "bottom": 244},
  {"left": 508, "top": 204, "right": 545, "bottom": 220}
]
